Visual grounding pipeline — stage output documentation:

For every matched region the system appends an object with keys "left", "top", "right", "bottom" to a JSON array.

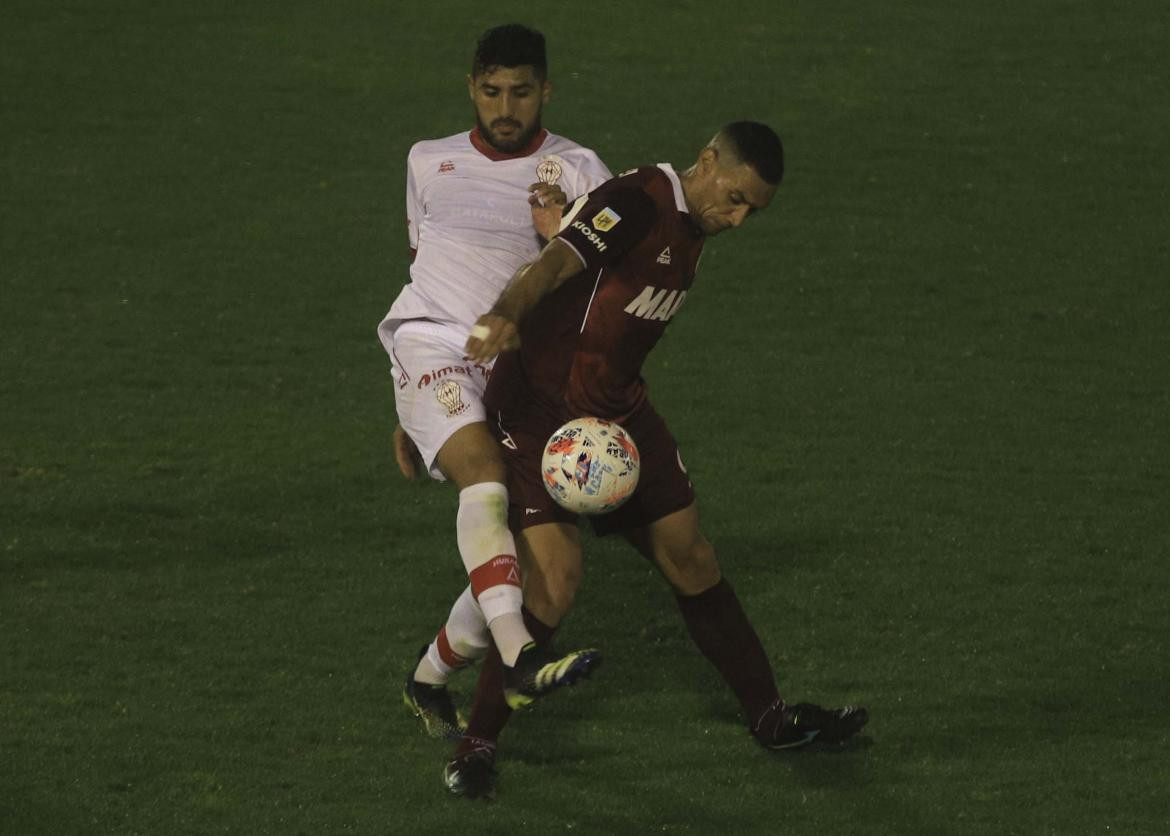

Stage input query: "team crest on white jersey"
[
  {"left": 438, "top": 160, "right": 455, "bottom": 173},
  {"left": 536, "top": 154, "right": 564, "bottom": 185},
  {"left": 435, "top": 380, "right": 468, "bottom": 416}
]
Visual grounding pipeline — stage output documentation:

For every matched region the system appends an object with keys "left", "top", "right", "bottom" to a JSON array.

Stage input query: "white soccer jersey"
[{"left": 379, "top": 128, "right": 612, "bottom": 336}]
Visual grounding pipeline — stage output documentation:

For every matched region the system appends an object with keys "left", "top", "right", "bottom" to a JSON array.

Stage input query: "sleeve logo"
[{"left": 591, "top": 207, "right": 621, "bottom": 232}]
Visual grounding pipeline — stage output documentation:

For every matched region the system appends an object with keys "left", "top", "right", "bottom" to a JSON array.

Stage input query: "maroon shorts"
[{"left": 491, "top": 396, "right": 696, "bottom": 536}]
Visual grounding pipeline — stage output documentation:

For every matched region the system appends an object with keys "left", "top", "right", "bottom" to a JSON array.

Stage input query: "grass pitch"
[{"left": 3, "top": 1, "right": 1168, "bottom": 833}]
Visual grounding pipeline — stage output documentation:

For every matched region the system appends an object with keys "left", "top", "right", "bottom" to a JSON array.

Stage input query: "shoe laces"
[{"left": 751, "top": 697, "right": 787, "bottom": 736}]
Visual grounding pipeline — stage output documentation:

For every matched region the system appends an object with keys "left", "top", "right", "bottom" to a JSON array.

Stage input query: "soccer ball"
[{"left": 541, "top": 417, "right": 640, "bottom": 515}]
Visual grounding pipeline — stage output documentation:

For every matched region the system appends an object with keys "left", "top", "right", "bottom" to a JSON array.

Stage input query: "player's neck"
[
  {"left": 469, "top": 126, "right": 549, "bottom": 161},
  {"left": 678, "top": 165, "right": 702, "bottom": 219}
]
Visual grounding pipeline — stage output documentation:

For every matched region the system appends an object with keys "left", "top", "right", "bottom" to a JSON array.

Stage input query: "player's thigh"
[
  {"left": 625, "top": 503, "right": 721, "bottom": 596},
  {"left": 516, "top": 522, "right": 583, "bottom": 627},
  {"left": 389, "top": 323, "right": 493, "bottom": 482},
  {"left": 434, "top": 422, "right": 506, "bottom": 489}
]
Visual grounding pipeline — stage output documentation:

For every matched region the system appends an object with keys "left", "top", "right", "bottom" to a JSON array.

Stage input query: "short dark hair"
[
  {"left": 721, "top": 121, "right": 784, "bottom": 185},
  {"left": 472, "top": 24, "right": 547, "bottom": 79}
]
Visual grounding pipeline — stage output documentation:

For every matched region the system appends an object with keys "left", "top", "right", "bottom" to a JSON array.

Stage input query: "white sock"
[
  {"left": 458, "top": 482, "right": 532, "bottom": 665},
  {"left": 413, "top": 586, "right": 490, "bottom": 685},
  {"left": 487, "top": 612, "right": 531, "bottom": 667}
]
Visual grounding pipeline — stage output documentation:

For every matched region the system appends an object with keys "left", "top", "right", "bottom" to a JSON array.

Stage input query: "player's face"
[
  {"left": 467, "top": 65, "right": 551, "bottom": 153},
  {"left": 690, "top": 154, "right": 777, "bottom": 236}
]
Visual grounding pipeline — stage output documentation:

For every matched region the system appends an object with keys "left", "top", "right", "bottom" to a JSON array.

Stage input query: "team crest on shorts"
[
  {"left": 536, "top": 154, "right": 564, "bottom": 185},
  {"left": 435, "top": 379, "right": 469, "bottom": 417}
]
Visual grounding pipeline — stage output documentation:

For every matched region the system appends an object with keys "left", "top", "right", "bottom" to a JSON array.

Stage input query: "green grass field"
[{"left": 3, "top": 0, "right": 1168, "bottom": 832}]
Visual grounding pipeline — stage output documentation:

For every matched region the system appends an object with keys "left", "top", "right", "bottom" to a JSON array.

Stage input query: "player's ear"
[
  {"left": 541, "top": 79, "right": 553, "bottom": 105},
  {"left": 697, "top": 146, "right": 718, "bottom": 175},
  {"left": 466, "top": 74, "right": 476, "bottom": 101}
]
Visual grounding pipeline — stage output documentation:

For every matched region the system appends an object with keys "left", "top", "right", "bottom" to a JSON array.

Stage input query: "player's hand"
[
  {"left": 465, "top": 313, "right": 519, "bottom": 363},
  {"left": 529, "top": 183, "right": 567, "bottom": 241},
  {"left": 393, "top": 424, "right": 424, "bottom": 480}
]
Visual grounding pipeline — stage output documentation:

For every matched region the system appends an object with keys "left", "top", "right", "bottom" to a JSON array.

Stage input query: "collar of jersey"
[
  {"left": 468, "top": 126, "right": 549, "bottom": 161},
  {"left": 656, "top": 163, "right": 702, "bottom": 234},
  {"left": 656, "top": 163, "right": 690, "bottom": 214}
]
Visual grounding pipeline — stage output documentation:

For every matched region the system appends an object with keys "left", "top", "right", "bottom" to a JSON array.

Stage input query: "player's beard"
[{"left": 477, "top": 112, "right": 543, "bottom": 154}]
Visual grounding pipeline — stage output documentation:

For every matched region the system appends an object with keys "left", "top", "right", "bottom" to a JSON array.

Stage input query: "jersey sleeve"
[
  {"left": 405, "top": 149, "right": 423, "bottom": 253},
  {"left": 555, "top": 183, "right": 656, "bottom": 273},
  {"left": 565, "top": 149, "right": 613, "bottom": 201}
]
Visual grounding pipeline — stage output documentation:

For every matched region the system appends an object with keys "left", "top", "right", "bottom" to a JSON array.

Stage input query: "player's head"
[
  {"left": 467, "top": 24, "right": 552, "bottom": 154},
  {"left": 682, "top": 121, "right": 783, "bottom": 236}
]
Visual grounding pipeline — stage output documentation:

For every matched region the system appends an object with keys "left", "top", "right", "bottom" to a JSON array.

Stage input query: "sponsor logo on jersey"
[
  {"left": 657, "top": 246, "right": 672, "bottom": 265},
  {"left": 570, "top": 219, "right": 608, "bottom": 253},
  {"left": 417, "top": 363, "right": 490, "bottom": 390},
  {"left": 536, "top": 154, "right": 564, "bottom": 185},
  {"left": 592, "top": 208, "right": 621, "bottom": 232},
  {"left": 438, "top": 160, "right": 455, "bottom": 173},
  {"left": 623, "top": 286, "right": 688, "bottom": 322},
  {"left": 434, "top": 379, "right": 469, "bottom": 416}
]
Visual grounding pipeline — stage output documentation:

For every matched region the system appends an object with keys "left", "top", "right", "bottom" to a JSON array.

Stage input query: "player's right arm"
[{"left": 464, "top": 238, "right": 583, "bottom": 362}]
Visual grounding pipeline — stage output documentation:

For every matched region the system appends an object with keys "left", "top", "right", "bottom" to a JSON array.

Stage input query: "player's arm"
[
  {"left": 465, "top": 238, "right": 583, "bottom": 362},
  {"left": 393, "top": 424, "right": 424, "bottom": 479},
  {"left": 529, "top": 182, "right": 568, "bottom": 241}
]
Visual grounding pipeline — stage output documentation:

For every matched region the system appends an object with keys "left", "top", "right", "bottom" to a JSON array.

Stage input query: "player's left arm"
[{"left": 465, "top": 238, "right": 584, "bottom": 362}]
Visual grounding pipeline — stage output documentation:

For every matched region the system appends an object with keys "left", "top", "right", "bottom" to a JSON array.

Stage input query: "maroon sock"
[
  {"left": 455, "top": 608, "right": 556, "bottom": 757},
  {"left": 675, "top": 578, "right": 781, "bottom": 726}
]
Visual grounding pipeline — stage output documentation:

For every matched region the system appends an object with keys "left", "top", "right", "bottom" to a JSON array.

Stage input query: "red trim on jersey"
[
  {"left": 436, "top": 627, "right": 471, "bottom": 669},
  {"left": 469, "top": 126, "right": 549, "bottom": 161},
  {"left": 468, "top": 554, "right": 522, "bottom": 597}
]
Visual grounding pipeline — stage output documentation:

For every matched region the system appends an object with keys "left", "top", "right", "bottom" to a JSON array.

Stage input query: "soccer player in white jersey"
[{"left": 377, "top": 24, "right": 612, "bottom": 760}]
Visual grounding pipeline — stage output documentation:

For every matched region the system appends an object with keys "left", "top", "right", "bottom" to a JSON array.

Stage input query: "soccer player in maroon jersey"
[{"left": 442, "top": 122, "right": 868, "bottom": 797}]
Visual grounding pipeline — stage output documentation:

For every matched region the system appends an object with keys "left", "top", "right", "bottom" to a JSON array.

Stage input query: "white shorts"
[{"left": 380, "top": 319, "right": 492, "bottom": 481}]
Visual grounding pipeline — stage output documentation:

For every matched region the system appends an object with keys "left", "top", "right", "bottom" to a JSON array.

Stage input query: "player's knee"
[
  {"left": 452, "top": 457, "right": 506, "bottom": 489},
  {"left": 661, "top": 536, "right": 721, "bottom": 596},
  {"left": 438, "top": 429, "right": 506, "bottom": 488},
  {"left": 544, "top": 558, "right": 582, "bottom": 616},
  {"left": 525, "top": 558, "right": 581, "bottom": 622}
]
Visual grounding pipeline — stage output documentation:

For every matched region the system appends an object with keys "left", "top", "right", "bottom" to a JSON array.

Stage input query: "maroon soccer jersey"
[{"left": 498, "top": 164, "right": 705, "bottom": 422}]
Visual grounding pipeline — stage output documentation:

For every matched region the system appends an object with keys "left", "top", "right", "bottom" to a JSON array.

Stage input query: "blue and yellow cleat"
[{"left": 502, "top": 642, "right": 601, "bottom": 710}]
